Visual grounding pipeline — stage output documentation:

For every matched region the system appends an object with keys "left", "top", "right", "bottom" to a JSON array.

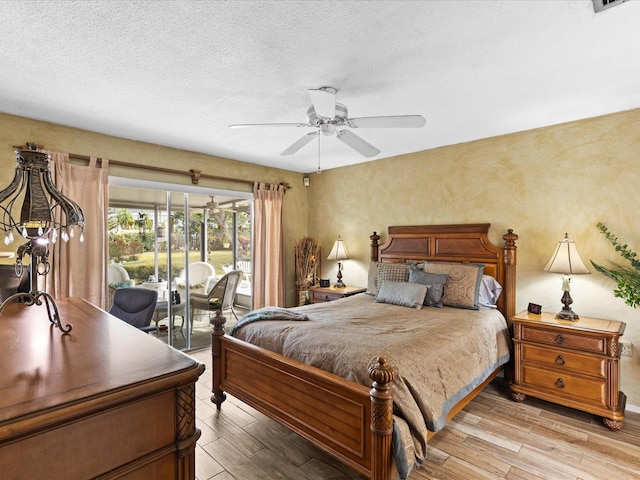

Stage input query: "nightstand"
[
  {"left": 309, "top": 285, "right": 366, "bottom": 303},
  {"left": 510, "top": 310, "right": 626, "bottom": 431}
]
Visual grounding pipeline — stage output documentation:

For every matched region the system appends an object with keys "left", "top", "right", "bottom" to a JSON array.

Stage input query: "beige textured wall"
[
  {"left": 308, "top": 108, "right": 640, "bottom": 407},
  {"left": 2, "top": 108, "right": 639, "bottom": 407},
  {"left": 0, "top": 112, "right": 308, "bottom": 308}
]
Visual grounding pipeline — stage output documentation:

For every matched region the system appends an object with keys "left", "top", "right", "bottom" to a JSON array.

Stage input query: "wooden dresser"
[
  {"left": 0, "top": 298, "right": 205, "bottom": 479},
  {"left": 510, "top": 310, "right": 626, "bottom": 430}
]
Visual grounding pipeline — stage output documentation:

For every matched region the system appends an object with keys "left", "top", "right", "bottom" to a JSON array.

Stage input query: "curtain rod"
[{"left": 12, "top": 143, "right": 291, "bottom": 191}]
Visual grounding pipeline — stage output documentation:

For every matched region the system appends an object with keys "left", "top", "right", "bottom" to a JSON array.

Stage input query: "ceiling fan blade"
[
  {"left": 229, "top": 122, "right": 311, "bottom": 128},
  {"left": 308, "top": 87, "right": 336, "bottom": 119},
  {"left": 336, "top": 130, "right": 380, "bottom": 158},
  {"left": 347, "top": 115, "right": 426, "bottom": 128},
  {"left": 281, "top": 132, "right": 317, "bottom": 155}
]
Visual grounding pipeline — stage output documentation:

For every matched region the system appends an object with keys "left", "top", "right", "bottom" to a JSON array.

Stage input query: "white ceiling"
[{"left": 1, "top": 1, "right": 639, "bottom": 173}]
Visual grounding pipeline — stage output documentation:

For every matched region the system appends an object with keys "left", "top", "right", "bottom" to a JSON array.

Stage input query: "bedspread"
[{"left": 232, "top": 293, "right": 511, "bottom": 477}]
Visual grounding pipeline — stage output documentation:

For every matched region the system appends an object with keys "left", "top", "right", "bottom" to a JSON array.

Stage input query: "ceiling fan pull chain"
[{"left": 317, "top": 132, "right": 322, "bottom": 174}]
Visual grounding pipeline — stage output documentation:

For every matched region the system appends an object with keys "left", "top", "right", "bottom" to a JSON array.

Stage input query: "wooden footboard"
[{"left": 211, "top": 313, "right": 396, "bottom": 479}]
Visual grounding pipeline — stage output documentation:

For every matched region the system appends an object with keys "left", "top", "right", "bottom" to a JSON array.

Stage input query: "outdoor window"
[{"left": 107, "top": 177, "right": 252, "bottom": 350}]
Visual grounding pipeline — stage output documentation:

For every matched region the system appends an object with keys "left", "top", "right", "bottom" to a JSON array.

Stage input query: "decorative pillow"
[
  {"left": 365, "top": 261, "right": 379, "bottom": 295},
  {"left": 408, "top": 268, "right": 448, "bottom": 307},
  {"left": 375, "top": 281, "right": 427, "bottom": 309},
  {"left": 375, "top": 263, "right": 411, "bottom": 295},
  {"left": 478, "top": 274, "right": 503, "bottom": 308},
  {"left": 422, "top": 262, "right": 485, "bottom": 310}
]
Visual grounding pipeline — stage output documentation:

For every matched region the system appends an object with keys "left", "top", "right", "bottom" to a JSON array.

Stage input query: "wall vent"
[{"left": 593, "top": 0, "right": 628, "bottom": 13}]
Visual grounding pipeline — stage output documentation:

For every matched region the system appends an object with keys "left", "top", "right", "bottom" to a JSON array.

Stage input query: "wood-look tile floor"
[{"left": 190, "top": 348, "right": 640, "bottom": 480}]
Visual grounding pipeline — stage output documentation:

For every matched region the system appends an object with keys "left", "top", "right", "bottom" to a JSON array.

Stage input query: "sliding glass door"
[{"left": 107, "top": 177, "right": 252, "bottom": 351}]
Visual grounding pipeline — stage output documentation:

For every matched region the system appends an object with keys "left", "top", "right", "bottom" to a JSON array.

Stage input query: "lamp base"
[
  {"left": 556, "top": 308, "right": 580, "bottom": 321},
  {"left": 334, "top": 267, "right": 345, "bottom": 288},
  {"left": 0, "top": 239, "right": 72, "bottom": 333},
  {"left": 556, "top": 290, "right": 579, "bottom": 321},
  {"left": 0, "top": 290, "right": 73, "bottom": 332}
]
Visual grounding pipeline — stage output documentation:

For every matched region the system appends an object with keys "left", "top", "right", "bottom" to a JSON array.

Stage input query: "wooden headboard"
[{"left": 370, "top": 224, "right": 518, "bottom": 321}]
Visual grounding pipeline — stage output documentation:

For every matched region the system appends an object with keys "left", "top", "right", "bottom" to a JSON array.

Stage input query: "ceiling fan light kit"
[{"left": 229, "top": 86, "right": 426, "bottom": 162}]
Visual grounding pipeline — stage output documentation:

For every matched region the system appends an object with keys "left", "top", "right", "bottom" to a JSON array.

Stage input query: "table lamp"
[
  {"left": 544, "top": 233, "right": 590, "bottom": 320},
  {"left": 327, "top": 235, "right": 349, "bottom": 288},
  {"left": 0, "top": 146, "right": 85, "bottom": 332}
]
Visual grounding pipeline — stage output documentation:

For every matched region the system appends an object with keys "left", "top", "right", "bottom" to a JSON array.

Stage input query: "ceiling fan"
[
  {"left": 194, "top": 196, "right": 237, "bottom": 215},
  {"left": 229, "top": 87, "right": 426, "bottom": 158}
]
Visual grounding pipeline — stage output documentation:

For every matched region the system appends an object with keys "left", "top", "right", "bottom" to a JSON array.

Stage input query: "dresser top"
[
  {"left": 0, "top": 298, "right": 203, "bottom": 424},
  {"left": 512, "top": 310, "right": 626, "bottom": 336}
]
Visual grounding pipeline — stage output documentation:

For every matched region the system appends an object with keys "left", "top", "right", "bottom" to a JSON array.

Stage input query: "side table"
[
  {"left": 153, "top": 301, "right": 186, "bottom": 336},
  {"left": 510, "top": 310, "right": 626, "bottom": 431}
]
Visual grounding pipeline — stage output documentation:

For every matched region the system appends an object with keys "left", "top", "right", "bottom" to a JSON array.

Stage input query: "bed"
[{"left": 210, "top": 223, "right": 518, "bottom": 480}]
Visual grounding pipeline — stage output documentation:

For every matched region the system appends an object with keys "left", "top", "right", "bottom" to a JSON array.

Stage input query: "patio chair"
[
  {"left": 108, "top": 262, "right": 135, "bottom": 287},
  {"left": 109, "top": 287, "right": 158, "bottom": 333},
  {"left": 177, "top": 261, "right": 215, "bottom": 292},
  {"left": 236, "top": 260, "right": 252, "bottom": 284},
  {"left": 189, "top": 270, "right": 242, "bottom": 332}
]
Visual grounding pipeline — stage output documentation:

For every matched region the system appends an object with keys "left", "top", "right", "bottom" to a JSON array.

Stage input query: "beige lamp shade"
[
  {"left": 544, "top": 233, "right": 590, "bottom": 275},
  {"left": 544, "top": 233, "right": 589, "bottom": 321},
  {"left": 327, "top": 236, "right": 349, "bottom": 261},
  {"left": 327, "top": 236, "right": 349, "bottom": 287}
]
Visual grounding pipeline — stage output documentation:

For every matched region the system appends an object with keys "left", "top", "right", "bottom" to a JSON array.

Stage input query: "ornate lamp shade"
[
  {"left": 0, "top": 149, "right": 84, "bottom": 244},
  {"left": 544, "top": 233, "right": 590, "bottom": 320},
  {"left": 327, "top": 236, "right": 349, "bottom": 288},
  {"left": 0, "top": 147, "right": 85, "bottom": 332}
]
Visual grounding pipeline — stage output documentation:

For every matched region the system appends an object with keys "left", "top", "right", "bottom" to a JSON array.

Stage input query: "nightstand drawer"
[
  {"left": 308, "top": 286, "right": 366, "bottom": 303},
  {"left": 521, "top": 344, "right": 606, "bottom": 378},
  {"left": 521, "top": 325, "right": 605, "bottom": 354},
  {"left": 311, "top": 290, "right": 342, "bottom": 303},
  {"left": 521, "top": 364, "right": 606, "bottom": 405}
]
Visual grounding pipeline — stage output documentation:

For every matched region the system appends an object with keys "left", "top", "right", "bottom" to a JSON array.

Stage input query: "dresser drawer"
[
  {"left": 521, "top": 344, "right": 606, "bottom": 378},
  {"left": 521, "top": 364, "right": 606, "bottom": 406},
  {"left": 521, "top": 325, "right": 605, "bottom": 354}
]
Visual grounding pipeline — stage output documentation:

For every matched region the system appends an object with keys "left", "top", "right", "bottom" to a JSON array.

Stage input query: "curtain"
[
  {"left": 252, "top": 182, "right": 286, "bottom": 308},
  {"left": 45, "top": 151, "right": 109, "bottom": 309}
]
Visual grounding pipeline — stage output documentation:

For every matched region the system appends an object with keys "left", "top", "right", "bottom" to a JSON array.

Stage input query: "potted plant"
[{"left": 591, "top": 223, "right": 640, "bottom": 308}]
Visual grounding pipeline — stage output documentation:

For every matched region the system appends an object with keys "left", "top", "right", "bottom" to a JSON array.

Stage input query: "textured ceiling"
[{"left": 1, "top": 0, "right": 639, "bottom": 173}]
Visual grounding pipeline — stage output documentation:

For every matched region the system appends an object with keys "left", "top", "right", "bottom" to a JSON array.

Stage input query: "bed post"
[
  {"left": 502, "top": 229, "right": 518, "bottom": 322},
  {"left": 210, "top": 309, "right": 227, "bottom": 409},
  {"left": 370, "top": 231, "right": 381, "bottom": 261},
  {"left": 369, "top": 356, "right": 395, "bottom": 480}
]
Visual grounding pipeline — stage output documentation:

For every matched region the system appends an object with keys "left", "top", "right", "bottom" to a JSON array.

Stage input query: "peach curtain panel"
[
  {"left": 45, "top": 151, "right": 109, "bottom": 309},
  {"left": 252, "top": 182, "right": 286, "bottom": 309}
]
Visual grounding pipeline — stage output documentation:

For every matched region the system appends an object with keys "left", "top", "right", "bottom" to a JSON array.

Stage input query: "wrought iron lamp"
[
  {"left": 327, "top": 235, "right": 349, "bottom": 288},
  {"left": 544, "top": 233, "right": 590, "bottom": 320},
  {"left": 0, "top": 145, "right": 85, "bottom": 332}
]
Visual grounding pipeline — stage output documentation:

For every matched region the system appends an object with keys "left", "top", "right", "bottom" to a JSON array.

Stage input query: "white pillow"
[{"left": 478, "top": 274, "right": 503, "bottom": 307}]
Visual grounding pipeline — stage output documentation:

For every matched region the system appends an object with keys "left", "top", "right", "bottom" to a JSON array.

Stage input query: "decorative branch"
[{"left": 294, "top": 237, "right": 320, "bottom": 288}]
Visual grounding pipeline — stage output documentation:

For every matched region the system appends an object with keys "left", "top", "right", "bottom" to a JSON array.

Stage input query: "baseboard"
[{"left": 626, "top": 402, "right": 640, "bottom": 414}]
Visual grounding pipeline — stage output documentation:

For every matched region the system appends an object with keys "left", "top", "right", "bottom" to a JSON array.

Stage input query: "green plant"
[{"left": 591, "top": 223, "right": 640, "bottom": 308}]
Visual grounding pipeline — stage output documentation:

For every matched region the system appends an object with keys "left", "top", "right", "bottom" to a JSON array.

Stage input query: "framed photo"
[{"left": 527, "top": 302, "right": 542, "bottom": 315}]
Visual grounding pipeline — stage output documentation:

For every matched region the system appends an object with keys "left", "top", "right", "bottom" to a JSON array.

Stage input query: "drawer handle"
[
  {"left": 555, "top": 355, "right": 565, "bottom": 365},
  {"left": 555, "top": 333, "right": 565, "bottom": 345},
  {"left": 555, "top": 378, "right": 565, "bottom": 389},
  {"left": 324, "top": 295, "right": 330, "bottom": 301}
]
